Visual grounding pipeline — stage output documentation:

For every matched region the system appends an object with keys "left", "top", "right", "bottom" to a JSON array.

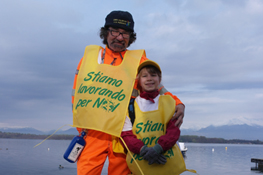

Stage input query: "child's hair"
[{"left": 136, "top": 65, "right": 162, "bottom": 91}]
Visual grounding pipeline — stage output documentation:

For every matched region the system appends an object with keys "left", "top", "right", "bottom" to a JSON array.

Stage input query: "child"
[{"left": 121, "top": 60, "right": 187, "bottom": 175}]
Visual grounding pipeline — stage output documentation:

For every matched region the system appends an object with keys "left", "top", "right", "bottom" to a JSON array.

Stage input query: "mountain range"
[
  {"left": 181, "top": 124, "right": 263, "bottom": 141},
  {"left": 1, "top": 124, "right": 263, "bottom": 141}
]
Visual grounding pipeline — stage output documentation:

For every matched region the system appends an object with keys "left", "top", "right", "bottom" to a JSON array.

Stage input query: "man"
[{"left": 72, "top": 10, "right": 185, "bottom": 175}]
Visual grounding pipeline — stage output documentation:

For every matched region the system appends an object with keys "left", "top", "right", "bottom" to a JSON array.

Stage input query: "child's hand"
[
  {"left": 143, "top": 147, "right": 167, "bottom": 165},
  {"left": 139, "top": 145, "right": 148, "bottom": 156},
  {"left": 141, "top": 144, "right": 167, "bottom": 165}
]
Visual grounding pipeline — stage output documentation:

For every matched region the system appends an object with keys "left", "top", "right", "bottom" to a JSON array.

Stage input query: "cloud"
[
  {"left": 134, "top": 0, "right": 263, "bottom": 94},
  {"left": 1, "top": 0, "right": 263, "bottom": 131},
  {"left": 178, "top": 88, "right": 263, "bottom": 129}
]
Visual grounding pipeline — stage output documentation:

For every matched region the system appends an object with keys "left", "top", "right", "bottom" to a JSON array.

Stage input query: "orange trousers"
[{"left": 77, "top": 130, "right": 131, "bottom": 175}]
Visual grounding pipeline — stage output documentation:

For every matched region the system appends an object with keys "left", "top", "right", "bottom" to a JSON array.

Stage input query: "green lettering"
[
  {"left": 130, "top": 153, "right": 136, "bottom": 164},
  {"left": 75, "top": 99, "right": 92, "bottom": 109},
  {"left": 147, "top": 121, "right": 153, "bottom": 132},
  {"left": 143, "top": 137, "right": 150, "bottom": 145},
  {"left": 82, "top": 99, "right": 88, "bottom": 106},
  {"left": 150, "top": 136, "right": 157, "bottom": 145},
  {"left": 105, "top": 77, "right": 117, "bottom": 85},
  {"left": 115, "top": 80, "right": 123, "bottom": 87},
  {"left": 143, "top": 120, "right": 152, "bottom": 133},
  {"left": 136, "top": 123, "right": 143, "bottom": 134},
  {"left": 111, "top": 89, "right": 123, "bottom": 99},
  {"left": 110, "top": 103, "right": 120, "bottom": 112},
  {"left": 118, "top": 94, "right": 125, "bottom": 101},
  {"left": 104, "top": 90, "right": 113, "bottom": 97},
  {"left": 98, "top": 88, "right": 107, "bottom": 95},
  {"left": 157, "top": 123, "right": 163, "bottom": 131},
  {"left": 130, "top": 153, "right": 143, "bottom": 164},
  {"left": 151, "top": 123, "right": 158, "bottom": 131},
  {"left": 77, "top": 83, "right": 83, "bottom": 93},
  {"left": 75, "top": 99, "right": 82, "bottom": 109},
  {"left": 83, "top": 71, "right": 123, "bottom": 87},
  {"left": 88, "top": 86, "right": 95, "bottom": 94},
  {"left": 99, "top": 76, "right": 108, "bottom": 83},
  {"left": 84, "top": 86, "right": 90, "bottom": 93},
  {"left": 93, "top": 98, "right": 106, "bottom": 108},
  {"left": 85, "top": 99, "right": 92, "bottom": 106},
  {"left": 96, "top": 72, "right": 103, "bottom": 82},
  {"left": 84, "top": 72, "right": 94, "bottom": 81},
  {"left": 92, "top": 71, "right": 101, "bottom": 81},
  {"left": 94, "top": 87, "right": 101, "bottom": 94}
]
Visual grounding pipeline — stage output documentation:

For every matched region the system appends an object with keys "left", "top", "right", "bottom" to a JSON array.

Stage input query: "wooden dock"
[{"left": 251, "top": 158, "right": 263, "bottom": 170}]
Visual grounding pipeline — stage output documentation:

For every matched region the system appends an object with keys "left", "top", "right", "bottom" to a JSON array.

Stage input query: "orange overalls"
[{"left": 72, "top": 46, "right": 183, "bottom": 175}]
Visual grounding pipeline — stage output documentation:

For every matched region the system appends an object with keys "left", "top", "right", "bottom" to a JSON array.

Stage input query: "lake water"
[{"left": 0, "top": 138, "right": 263, "bottom": 175}]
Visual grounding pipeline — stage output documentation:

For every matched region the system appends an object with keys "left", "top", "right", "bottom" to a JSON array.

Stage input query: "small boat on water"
[{"left": 179, "top": 142, "right": 187, "bottom": 153}]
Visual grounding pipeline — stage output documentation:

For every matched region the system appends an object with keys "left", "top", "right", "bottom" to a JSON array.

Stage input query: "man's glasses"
[{"left": 108, "top": 29, "right": 130, "bottom": 39}]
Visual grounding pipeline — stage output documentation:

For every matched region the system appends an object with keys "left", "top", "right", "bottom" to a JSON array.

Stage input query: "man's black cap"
[{"left": 104, "top": 10, "right": 134, "bottom": 32}]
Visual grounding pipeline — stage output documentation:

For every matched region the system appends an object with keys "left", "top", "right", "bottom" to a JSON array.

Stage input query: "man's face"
[{"left": 107, "top": 27, "right": 130, "bottom": 52}]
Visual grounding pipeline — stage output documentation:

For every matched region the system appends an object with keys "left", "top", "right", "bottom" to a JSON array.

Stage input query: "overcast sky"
[{"left": 1, "top": 0, "right": 263, "bottom": 131}]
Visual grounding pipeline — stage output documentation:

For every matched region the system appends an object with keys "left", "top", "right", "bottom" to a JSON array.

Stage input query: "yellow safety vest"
[
  {"left": 126, "top": 95, "right": 189, "bottom": 175},
  {"left": 72, "top": 45, "right": 145, "bottom": 137}
]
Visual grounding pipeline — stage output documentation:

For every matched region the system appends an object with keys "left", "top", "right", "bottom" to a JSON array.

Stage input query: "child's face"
[{"left": 139, "top": 68, "right": 160, "bottom": 92}]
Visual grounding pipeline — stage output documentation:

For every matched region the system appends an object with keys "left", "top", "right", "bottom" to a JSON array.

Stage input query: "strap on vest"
[
  {"left": 158, "top": 84, "right": 168, "bottom": 95},
  {"left": 131, "top": 88, "right": 139, "bottom": 98},
  {"left": 128, "top": 98, "right": 135, "bottom": 125},
  {"left": 71, "top": 89, "right": 75, "bottom": 96}
]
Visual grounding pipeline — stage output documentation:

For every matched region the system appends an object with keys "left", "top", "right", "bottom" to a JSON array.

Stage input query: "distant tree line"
[
  {"left": 0, "top": 131, "right": 74, "bottom": 140},
  {"left": 179, "top": 135, "right": 263, "bottom": 144},
  {"left": 0, "top": 132, "right": 263, "bottom": 144}
]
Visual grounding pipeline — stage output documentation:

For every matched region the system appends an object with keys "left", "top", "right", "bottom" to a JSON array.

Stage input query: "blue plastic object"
[{"left": 63, "top": 131, "right": 86, "bottom": 163}]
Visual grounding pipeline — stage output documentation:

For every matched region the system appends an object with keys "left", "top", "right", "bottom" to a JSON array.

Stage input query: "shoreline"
[{"left": 1, "top": 131, "right": 263, "bottom": 144}]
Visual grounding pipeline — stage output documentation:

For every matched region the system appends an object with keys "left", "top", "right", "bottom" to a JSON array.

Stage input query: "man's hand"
[{"left": 171, "top": 104, "right": 185, "bottom": 128}]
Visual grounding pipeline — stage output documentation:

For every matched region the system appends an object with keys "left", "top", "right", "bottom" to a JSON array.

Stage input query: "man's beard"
[{"left": 109, "top": 40, "right": 125, "bottom": 51}]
